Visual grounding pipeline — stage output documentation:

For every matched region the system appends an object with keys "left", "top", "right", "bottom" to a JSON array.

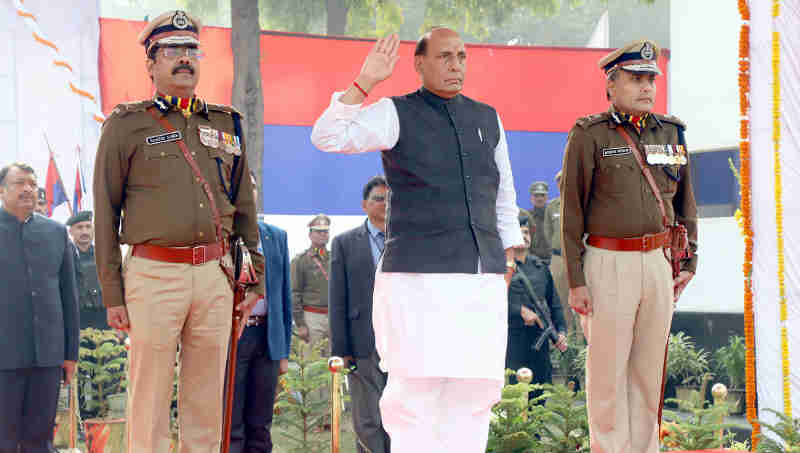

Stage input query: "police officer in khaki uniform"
[
  {"left": 543, "top": 171, "right": 575, "bottom": 335},
  {"left": 92, "top": 10, "right": 264, "bottom": 453},
  {"left": 524, "top": 181, "right": 551, "bottom": 260},
  {"left": 291, "top": 214, "right": 331, "bottom": 348},
  {"left": 560, "top": 40, "right": 697, "bottom": 453}
]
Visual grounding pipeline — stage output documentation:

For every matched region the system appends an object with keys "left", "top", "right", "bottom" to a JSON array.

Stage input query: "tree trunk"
[
  {"left": 231, "top": 0, "right": 265, "bottom": 212},
  {"left": 326, "top": 0, "right": 349, "bottom": 36}
]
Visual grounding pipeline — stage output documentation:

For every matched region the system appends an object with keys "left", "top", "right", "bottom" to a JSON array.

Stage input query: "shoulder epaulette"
[
  {"left": 206, "top": 103, "right": 242, "bottom": 117},
  {"left": 107, "top": 100, "right": 155, "bottom": 119},
  {"left": 654, "top": 113, "right": 686, "bottom": 129},
  {"left": 575, "top": 113, "right": 610, "bottom": 129}
]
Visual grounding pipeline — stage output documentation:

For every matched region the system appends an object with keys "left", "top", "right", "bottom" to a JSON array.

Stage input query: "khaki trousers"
[
  {"left": 580, "top": 245, "right": 673, "bottom": 453},
  {"left": 123, "top": 255, "right": 233, "bottom": 453},
  {"left": 304, "top": 310, "right": 330, "bottom": 354},
  {"left": 549, "top": 254, "right": 577, "bottom": 335}
]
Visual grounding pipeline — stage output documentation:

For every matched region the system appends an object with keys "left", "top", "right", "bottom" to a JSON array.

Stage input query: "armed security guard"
[
  {"left": 291, "top": 214, "right": 331, "bottom": 348},
  {"left": 506, "top": 217, "right": 566, "bottom": 402},
  {"left": 560, "top": 40, "right": 698, "bottom": 453},
  {"left": 92, "top": 10, "right": 264, "bottom": 453},
  {"left": 66, "top": 210, "right": 106, "bottom": 329}
]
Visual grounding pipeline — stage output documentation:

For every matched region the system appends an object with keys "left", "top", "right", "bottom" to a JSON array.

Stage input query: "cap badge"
[
  {"left": 640, "top": 42, "right": 654, "bottom": 60},
  {"left": 172, "top": 11, "right": 190, "bottom": 29}
]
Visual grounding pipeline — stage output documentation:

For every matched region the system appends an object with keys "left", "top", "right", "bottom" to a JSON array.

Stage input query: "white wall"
[{"left": 669, "top": 1, "right": 739, "bottom": 150}]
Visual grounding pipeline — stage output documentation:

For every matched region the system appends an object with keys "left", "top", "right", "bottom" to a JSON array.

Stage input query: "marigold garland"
[
  {"left": 737, "top": 0, "right": 760, "bottom": 446},
  {"left": 771, "top": 0, "right": 793, "bottom": 420}
]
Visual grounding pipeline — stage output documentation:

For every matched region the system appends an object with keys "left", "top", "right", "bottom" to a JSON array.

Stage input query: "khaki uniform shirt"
[
  {"left": 544, "top": 197, "right": 562, "bottom": 253},
  {"left": 560, "top": 109, "right": 698, "bottom": 288},
  {"left": 291, "top": 247, "right": 330, "bottom": 327},
  {"left": 93, "top": 100, "right": 265, "bottom": 308},
  {"left": 525, "top": 206, "right": 551, "bottom": 260}
]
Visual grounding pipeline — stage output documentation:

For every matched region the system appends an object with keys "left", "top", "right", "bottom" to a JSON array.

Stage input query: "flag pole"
[{"left": 43, "top": 132, "right": 73, "bottom": 216}]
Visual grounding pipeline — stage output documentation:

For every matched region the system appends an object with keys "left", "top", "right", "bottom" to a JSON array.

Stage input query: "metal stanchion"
[
  {"left": 516, "top": 367, "right": 533, "bottom": 384},
  {"left": 328, "top": 356, "right": 345, "bottom": 453},
  {"left": 712, "top": 382, "right": 729, "bottom": 443}
]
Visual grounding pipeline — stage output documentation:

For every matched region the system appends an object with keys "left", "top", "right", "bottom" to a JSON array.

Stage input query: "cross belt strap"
[
  {"left": 147, "top": 107, "right": 224, "bottom": 244},
  {"left": 616, "top": 125, "right": 668, "bottom": 228}
]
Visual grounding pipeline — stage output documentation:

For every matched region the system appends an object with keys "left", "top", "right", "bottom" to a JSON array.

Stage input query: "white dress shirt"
[{"left": 311, "top": 92, "right": 523, "bottom": 379}]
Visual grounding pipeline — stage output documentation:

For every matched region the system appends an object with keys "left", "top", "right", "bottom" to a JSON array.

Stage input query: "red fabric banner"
[{"left": 99, "top": 18, "right": 669, "bottom": 132}]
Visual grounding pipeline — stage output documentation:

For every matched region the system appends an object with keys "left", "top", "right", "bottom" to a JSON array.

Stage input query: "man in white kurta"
[{"left": 310, "top": 29, "right": 523, "bottom": 452}]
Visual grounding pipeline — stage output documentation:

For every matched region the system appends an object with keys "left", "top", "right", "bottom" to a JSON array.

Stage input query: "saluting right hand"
[
  {"left": 569, "top": 286, "right": 593, "bottom": 316},
  {"left": 107, "top": 306, "right": 130, "bottom": 332},
  {"left": 356, "top": 34, "right": 401, "bottom": 93}
]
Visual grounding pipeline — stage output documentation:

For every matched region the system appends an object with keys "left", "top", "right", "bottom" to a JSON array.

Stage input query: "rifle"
[{"left": 512, "top": 271, "right": 559, "bottom": 351}]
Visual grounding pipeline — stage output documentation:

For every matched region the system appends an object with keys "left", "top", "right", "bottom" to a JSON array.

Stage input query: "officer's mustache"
[{"left": 172, "top": 64, "right": 194, "bottom": 75}]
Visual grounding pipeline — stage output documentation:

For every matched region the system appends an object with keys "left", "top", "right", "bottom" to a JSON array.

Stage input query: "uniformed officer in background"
[
  {"left": 542, "top": 170, "right": 574, "bottom": 335},
  {"left": 291, "top": 214, "right": 331, "bottom": 348},
  {"left": 560, "top": 39, "right": 698, "bottom": 453},
  {"left": 93, "top": 10, "right": 264, "bottom": 452},
  {"left": 35, "top": 188, "right": 47, "bottom": 216},
  {"left": 525, "top": 181, "right": 551, "bottom": 261},
  {"left": 66, "top": 210, "right": 106, "bottom": 329}
]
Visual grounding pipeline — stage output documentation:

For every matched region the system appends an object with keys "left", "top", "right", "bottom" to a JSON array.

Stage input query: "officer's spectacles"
[
  {"left": 369, "top": 195, "right": 386, "bottom": 202},
  {"left": 160, "top": 47, "right": 204, "bottom": 59}
]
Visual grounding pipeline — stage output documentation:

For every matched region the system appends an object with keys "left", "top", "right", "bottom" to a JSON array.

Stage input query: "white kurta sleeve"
[
  {"left": 310, "top": 91, "right": 400, "bottom": 154},
  {"left": 494, "top": 113, "right": 524, "bottom": 249}
]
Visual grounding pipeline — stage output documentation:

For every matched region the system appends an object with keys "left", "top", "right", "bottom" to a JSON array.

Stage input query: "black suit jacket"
[
  {"left": 329, "top": 220, "right": 379, "bottom": 359},
  {"left": 0, "top": 209, "right": 79, "bottom": 370}
]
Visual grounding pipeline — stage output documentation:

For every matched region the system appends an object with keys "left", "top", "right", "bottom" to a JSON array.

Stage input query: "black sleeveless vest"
[{"left": 380, "top": 88, "right": 505, "bottom": 274}]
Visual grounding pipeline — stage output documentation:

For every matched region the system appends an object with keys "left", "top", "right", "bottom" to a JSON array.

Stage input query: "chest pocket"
[
  {"left": 652, "top": 165, "right": 679, "bottom": 196},
  {"left": 129, "top": 145, "right": 184, "bottom": 186},
  {"left": 594, "top": 154, "right": 637, "bottom": 194}
]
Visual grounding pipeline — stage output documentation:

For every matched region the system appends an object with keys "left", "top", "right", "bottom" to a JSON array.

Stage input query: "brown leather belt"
[
  {"left": 303, "top": 306, "right": 328, "bottom": 315},
  {"left": 132, "top": 243, "right": 225, "bottom": 265},
  {"left": 587, "top": 230, "right": 670, "bottom": 252},
  {"left": 246, "top": 315, "right": 266, "bottom": 327}
]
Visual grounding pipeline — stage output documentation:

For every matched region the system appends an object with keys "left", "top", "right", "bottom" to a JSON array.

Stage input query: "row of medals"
[{"left": 644, "top": 144, "right": 688, "bottom": 166}]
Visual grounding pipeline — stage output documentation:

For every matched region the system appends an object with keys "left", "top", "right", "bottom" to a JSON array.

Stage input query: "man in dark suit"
[
  {"left": 329, "top": 176, "right": 391, "bottom": 453},
  {"left": 0, "top": 162, "right": 79, "bottom": 453},
  {"left": 227, "top": 174, "right": 293, "bottom": 453}
]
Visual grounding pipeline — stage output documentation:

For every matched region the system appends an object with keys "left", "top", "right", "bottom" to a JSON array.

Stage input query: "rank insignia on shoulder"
[
  {"left": 146, "top": 131, "right": 182, "bottom": 145},
  {"left": 602, "top": 146, "right": 631, "bottom": 157}
]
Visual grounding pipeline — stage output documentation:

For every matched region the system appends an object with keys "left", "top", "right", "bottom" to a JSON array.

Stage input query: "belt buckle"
[
  {"left": 642, "top": 235, "right": 653, "bottom": 251},
  {"left": 192, "top": 246, "right": 206, "bottom": 265}
]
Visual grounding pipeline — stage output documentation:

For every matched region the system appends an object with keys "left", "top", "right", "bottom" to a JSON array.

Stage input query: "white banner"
[
  {"left": 750, "top": 0, "right": 800, "bottom": 426},
  {"left": 0, "top": 0, "right": 101, "bottom": 221}
]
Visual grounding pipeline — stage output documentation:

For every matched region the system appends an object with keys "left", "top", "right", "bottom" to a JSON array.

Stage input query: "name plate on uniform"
[
  {"left": 146, "top": 131, "right": 182, "bottom": 145},
  {"left": 602, "top": 146, "right": 631, "bottom": 157},
  {"left": 644, "top": 144, "right": 687, "bottom": 166}
]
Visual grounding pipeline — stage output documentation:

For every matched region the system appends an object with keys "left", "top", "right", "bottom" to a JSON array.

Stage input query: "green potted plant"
[
  {"left": 273, "top": 337, "right": 332, "bottom": 453},
  {"left": 550, "top": 330, "right": 585, "bottom": 388},
  {"left": 487, "top": 375, "right": 590, "bottom": 453},
  {"left": 755, "top": 409, "right": 800, "bottom": 452},
  {"left": 713, "top": 335, "right": 746, "bottom": 414},
  {"left": 666, "top": 332, "right": 710, "bottom": 402},
  {"left": 78, "top": 328, "right": 128, "bottom": 453},
  {"left": 660, "top": 396, "right": 737, "bottom": 451}
]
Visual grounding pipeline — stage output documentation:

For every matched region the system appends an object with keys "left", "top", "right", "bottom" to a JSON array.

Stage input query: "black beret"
[{"left": 66, "top": 210, "right": 92, "bottom": 226}]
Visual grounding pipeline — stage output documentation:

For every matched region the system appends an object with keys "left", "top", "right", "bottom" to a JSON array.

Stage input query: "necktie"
[{"left": 376, "top": 231, "right": 385, "bottom": 255}]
